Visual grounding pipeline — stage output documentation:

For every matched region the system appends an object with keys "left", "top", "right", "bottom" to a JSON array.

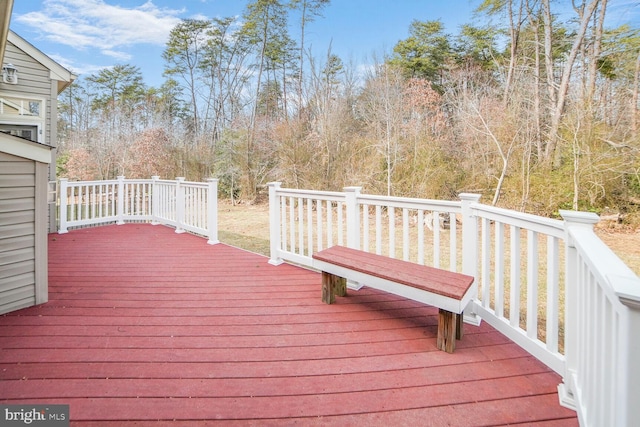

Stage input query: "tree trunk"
[
  {"left": 298, "top": 1, "right": 307, "bottom": 118},
  {"left": 246, "top": 8, "right": 270, "bottom": 200},
  {"left": 632, "top": 53, "right": 640, "bottom": 135},
  {"left": 531, "top": 11, "right": 543, "bottom": 159},
  {"left": 545, "top": 0, "right": 601, "bottom": 166},
  {"left": 542, "top": 0, "right": 556, "bottom": 111},
  {"left": 587, "top": 0, "right": 607, "bottom": 101},
  {"left": 572, "top": 133, "right": 580, "bottom": 210},
  {"left": 503, "top": 0, "right": 525, "bottom": 107}
]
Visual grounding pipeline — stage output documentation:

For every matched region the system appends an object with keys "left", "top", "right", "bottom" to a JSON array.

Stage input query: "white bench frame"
[{"left": 312, "top": 251, "right": 475, "bottom": 353}]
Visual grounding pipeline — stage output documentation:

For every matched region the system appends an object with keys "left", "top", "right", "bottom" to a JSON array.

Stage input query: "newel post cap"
[
  {"left": 559, "top": 210, "right": 600, "bottom": 228},
  {"left": 458, "top": 193, "right": 481, "bottom": 202},
  {"left": 343, "top": 186, "right": 362, "bottom": 193}
]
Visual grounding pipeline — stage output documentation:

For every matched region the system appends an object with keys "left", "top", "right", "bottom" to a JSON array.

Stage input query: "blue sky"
[{"left": 8, "top": 0, "right": 640, "bottom": 88}]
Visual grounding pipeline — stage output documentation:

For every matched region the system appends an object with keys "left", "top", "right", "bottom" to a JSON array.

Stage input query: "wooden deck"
[{"left": 0, "top": 224, "right": 578, "bottom": 426}]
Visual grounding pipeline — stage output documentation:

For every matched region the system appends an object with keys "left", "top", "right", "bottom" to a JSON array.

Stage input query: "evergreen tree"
[
  {"left": 390, "top": 20, "right": 453, "bottom": 87},
  {"left": 163, "top": 19, "right": 212, "bottom": 138}
]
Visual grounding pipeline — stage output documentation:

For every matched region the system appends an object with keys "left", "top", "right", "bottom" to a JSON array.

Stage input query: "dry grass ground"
[
  {"left": 217, "top": 201, "right": 640, "bottom": 276},
  {"left": 217, "top": 202, "right": 272, "bottom": 255},
  {"left": 593, "top": 227, "right": 640, "bottom": 276}
]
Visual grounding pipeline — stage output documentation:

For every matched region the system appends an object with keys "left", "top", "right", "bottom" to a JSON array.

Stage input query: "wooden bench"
[{"left": 312, "top": 246, "right": 475, "bottom": 353}]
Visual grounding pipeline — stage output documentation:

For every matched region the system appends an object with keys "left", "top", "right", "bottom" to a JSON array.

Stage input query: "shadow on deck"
[{"left": 0, "top": 224, "right": 577, "bottom": 426}]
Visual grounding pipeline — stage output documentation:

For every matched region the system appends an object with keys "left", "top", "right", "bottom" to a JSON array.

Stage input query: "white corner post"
[
  {"left": 268, "top": 182, "right": 283, "bottom": 265},
  {"left": 344, "top": 186, "right": 362, "bottom": 250},
  {"left": 151, "top": 176, "right": 160, "bottom": 225},
  {"left": 344, "top": 186, "right": 363, "bottom": 290},
  {"left": 58, "top": 178, "right": 68, "bottom": 234},
  {"left": 206, "top": 178, "right": 219, "bottom": 245},
  {"left": 557, "top": 210, "right": 599, "bottom": 412},
  {"left": 175, "top": 177, "right": 186, "bottom": 234},
  {"left": 615, "top": 279, "right": 640, "bottom": 427},
  {"left": 116, "top": 175, "right": 125, "bottom": 225},
  {"left": 459, "top": 193, "right": 482, "bottom": 325}
]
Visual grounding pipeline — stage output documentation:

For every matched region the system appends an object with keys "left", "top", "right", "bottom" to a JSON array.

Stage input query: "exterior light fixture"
[{"left": 2, "top": 63, "right": 18, "bottom": 84}]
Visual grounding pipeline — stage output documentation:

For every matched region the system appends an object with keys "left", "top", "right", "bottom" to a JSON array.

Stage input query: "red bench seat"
[{"left": 312, "top": 245, "right": 475, "bottom": 353}]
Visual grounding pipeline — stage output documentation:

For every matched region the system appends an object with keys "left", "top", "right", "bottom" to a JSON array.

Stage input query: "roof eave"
[
  {"left": 0, "top": 132, "right": 53, "bottom": 163},
  {"left": 0, "top": 0, "right": 15, "bottom": 64},
  {"left": 7, "top": 30, "right": 77, "bottom": 94}
]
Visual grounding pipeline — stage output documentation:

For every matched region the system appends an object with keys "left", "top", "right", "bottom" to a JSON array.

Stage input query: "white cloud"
[
  {"left": 15, "top": 0, "right": 183, "bottom": 57},
  {"left": 101, "top": 50, "right": 133, "bottom": 61},
  {"left": 190, "top": 13, "right": 210, "bottom": 21},
  {"left": 47, "top": 53, "right": 109, "bottom": 77}
]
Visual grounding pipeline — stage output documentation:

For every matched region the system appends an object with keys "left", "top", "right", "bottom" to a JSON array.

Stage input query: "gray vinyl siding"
[
  {"left": 2, "top": 41, "right": 52, "bottom": 144},
  {"left": 0, "top": 31, "right": 70, "bottom": 314},
  {"left": 2, "top": 39, "right": 58, "bottom": 232},
  {"left": 0, "top": 152, "right": 37, "bottom": 314}
]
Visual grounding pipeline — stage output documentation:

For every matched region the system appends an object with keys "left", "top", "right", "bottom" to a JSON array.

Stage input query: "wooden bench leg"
[
  {"left": 334, "top": 275, "right": 346, "bottom": 297},
  {"left": 437, "top": 309, "right": 457, "bottom": 353},
  {"left": 456, "top": 312, "right": 464, "bottom": 340},
  {"left": 321, "top": 272, "right": 346, "bottom": 304}
]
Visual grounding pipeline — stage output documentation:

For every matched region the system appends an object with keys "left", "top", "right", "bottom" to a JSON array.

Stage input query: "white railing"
[
  {"left": 470, "top": 203, "right": 567, "bottom": 374},
  {"left": 268, "top": 183, "right": 464, "bottom": 270},
  {"left": 53, "top": 179, "right": 640, "bottom": 425},
  {"left": 267, "top": 182, "right": 640, "bottom": 427},
  {"left": 58, "top": 176, "right": 219, "bottom": 244},
  {"left": 558, "top": 211, "right": 640, "bottom": 427}
]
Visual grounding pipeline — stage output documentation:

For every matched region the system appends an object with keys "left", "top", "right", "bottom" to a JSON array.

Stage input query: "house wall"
[
  {"left": 0, "top": 31, "right": 73, "bottom": 314},
  {"left": 2, "top": 41, "right": 52, "bottom": 142},
  {"left": 0, "top": 151, "right": 47, "bottom": 314},
  {"left": 2, "top": 37, "right": 59, "bottom": 232}
]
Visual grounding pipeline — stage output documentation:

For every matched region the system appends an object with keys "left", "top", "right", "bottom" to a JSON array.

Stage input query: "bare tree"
[
  {"left": 201, "top": 17, "right": 252, "bottom": 145},
  {"left": 586, "top": 0, "right": 608, "bottom": 101},
  {"left": 634, "top": 53, "right": 640, "bottom": 134},
  {"left": 163, "top": 19, "right": 211, "bottom": 139},
  {"left": 358, "top": 62, "right": 405, "bottom": 196},
  {"left": 545, "top": 0, "right": 601, "bottom": 165},
  {"left": 241, "top": 0, "right": 291, "bottom": 199},
  {"left": 290, "top": 0, "right": 330, "bottom": 116}
]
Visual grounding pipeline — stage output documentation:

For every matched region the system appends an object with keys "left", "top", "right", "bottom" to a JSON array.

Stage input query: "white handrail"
[
  {"left": 469, "top": 200, "right": 566, "bottom": 374},
  {"left": 267, "top": 182, "right": 640, "bottom": 427},
  {"left": 267, "top": 183, "right": 465, "bottom": 269},
  {"left": 58, "top": 176, "right": 218, "bottom": 244},
  {"left": 558, "top": 211, "right": 640, "bottom": 426},
  {"left": 55, "top": 179, "right": 640, "bottom": 426}
]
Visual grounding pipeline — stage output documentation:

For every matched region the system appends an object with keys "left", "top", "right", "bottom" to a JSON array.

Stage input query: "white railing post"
[
  {"left": 460, "top": 193, "right": 482, "bottom": 325},
  {"left": 559, "top": 210, "right": 640, "bottom": 426},
  {"left": 615, "top": 278, "right": 640, "bottom": 427},
  {"left": 345, "top": 186, "right": 363, "bottom": 290},
  {"left": 460, "top": 193, "right": 481, "bottom": 277},
  {"left": 268, "top": 182, "right": 283, "bottom": 265},
  {"left": 151, "top": 176, "right": 160, "bottom": 225},
  {"left": 344, "top": 186, "right": 362, "bottom": 250},
  {"left": 116, "top": 175, "right": 125, "bottom": 225},
  {"left": 206, "top": 178, "right": 219, "bottom": 245},
  {"left": 558, "top": 211, "right": 599, "bottom": 411},
  {"left": 175, "top": 177, "right": 185, "bottom": 234},
  {"left": 58, "top": 178, "right": 68, "bottom": 234}
]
